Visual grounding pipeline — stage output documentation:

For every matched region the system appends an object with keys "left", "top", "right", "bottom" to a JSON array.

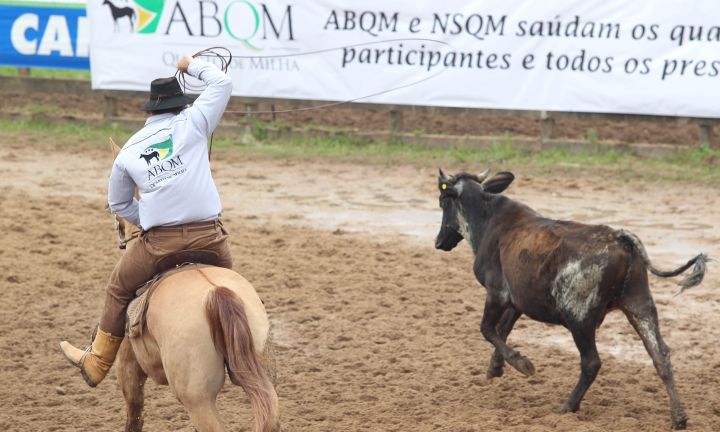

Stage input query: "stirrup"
[{"left": 61, "top": 344, "right": 92, "bottom": 368}]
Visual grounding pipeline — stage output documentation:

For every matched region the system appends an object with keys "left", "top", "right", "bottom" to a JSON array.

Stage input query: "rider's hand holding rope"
[
  {"left": 175, "top": 47, "right": 233, "bottom": 91},
  {"left": 174, "top": 48, "right": 233, "bottom": 161}
]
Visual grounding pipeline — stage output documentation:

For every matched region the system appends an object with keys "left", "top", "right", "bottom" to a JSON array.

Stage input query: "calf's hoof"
[
  {"left": 511, "top": 356, "right": 535, "bottom": 377},
  {"left": 558, "top": 402, "right": 578, "bottom": 414},
  {"left": 671, "top": 406, "right": 688, "bottom": 430},
  {"left": 671, "top": 415, "right": 688, "bottom": 430},
  {"left": 486, "top": 366, "right": 504, "bottom": 379}
]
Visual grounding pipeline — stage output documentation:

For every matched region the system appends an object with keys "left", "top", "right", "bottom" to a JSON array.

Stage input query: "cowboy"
[{"left": 60, "top": 54, "right": 234, "bottom": 386}]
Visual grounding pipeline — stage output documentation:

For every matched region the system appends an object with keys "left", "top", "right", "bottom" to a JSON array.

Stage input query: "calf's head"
[{"left": 435, "top": 168, "right": 515, "bottom": 251}]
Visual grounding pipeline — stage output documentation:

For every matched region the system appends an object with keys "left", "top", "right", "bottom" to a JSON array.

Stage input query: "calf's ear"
[
  {"left": 438, "top": 168, "right": 453, "bottom": 191},
  {"left": 482, "top": 171, "right": 515, "bottom": 194},
  {"left": 438, "top": 168, "right": 451, "bottom": 182}
]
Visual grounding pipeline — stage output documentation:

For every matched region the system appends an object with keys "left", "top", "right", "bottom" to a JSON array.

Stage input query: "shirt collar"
[{"left": 145, "top": 112, "right": 175, "bottom": 126}]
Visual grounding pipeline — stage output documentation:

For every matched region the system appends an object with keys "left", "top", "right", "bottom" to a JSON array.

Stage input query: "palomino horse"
[{"left": 109, "top": 140, "right": 279, "bottom": 432}]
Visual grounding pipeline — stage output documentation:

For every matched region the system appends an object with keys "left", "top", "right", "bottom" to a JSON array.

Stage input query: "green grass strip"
[
  {"left": 0, "top": 66, "right": 90, "bottom": 79},
  {"left": 0, "top": 1, "right": 85, "bottom": 9},
  {"left": 2, "top": 117, "right": 718, "bottom": 185}
]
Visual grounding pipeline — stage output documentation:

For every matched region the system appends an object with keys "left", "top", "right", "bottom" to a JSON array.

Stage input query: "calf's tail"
[
  {"left": 619, "top": 230, "right": 708, "bottom": 293},
  {"left": 205, "top": 286, "right": 279, "bottom": 432}
]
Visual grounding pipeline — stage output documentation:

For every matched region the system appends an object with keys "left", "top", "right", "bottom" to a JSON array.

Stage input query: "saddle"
[{"left": 125, "top": 250, "right": 221, "bottom": 338}]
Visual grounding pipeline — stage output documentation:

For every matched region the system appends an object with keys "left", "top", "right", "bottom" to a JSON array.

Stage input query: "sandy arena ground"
[{"left": 0, "top": 136, "right": 719, "bottom": 431}]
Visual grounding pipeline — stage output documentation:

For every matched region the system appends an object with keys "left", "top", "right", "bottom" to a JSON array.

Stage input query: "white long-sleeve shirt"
[{"left": 108, "top": 59, "right": 232, "bottom": 230}]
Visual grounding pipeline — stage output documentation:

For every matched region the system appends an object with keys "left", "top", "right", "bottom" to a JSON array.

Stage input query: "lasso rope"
[
  {"left": 173, "top": 39, "right": 455, "bottom": 158},
  {"left": 175, "top": 46, "right": 233, "bottom": 91},
  {"left": 176, "top": 39, "right": 454, "bottom": 115}
]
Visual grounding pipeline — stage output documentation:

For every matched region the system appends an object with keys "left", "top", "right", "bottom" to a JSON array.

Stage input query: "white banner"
[{"left": 88, "top": 1, "right": 720, "bottom": 117}]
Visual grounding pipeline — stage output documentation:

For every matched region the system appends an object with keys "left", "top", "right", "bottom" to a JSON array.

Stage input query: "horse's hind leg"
[
  {"left": 620, "top": 282, "right": 687, "bottom": 429},
  {"left": 116, "top": 339, "right": 147, "bottom": 432},
  {"left": 182, "top": 400, "right": 225, "bottom": 432},
  {"left": 166, "top": 355, "right": 226, "bottom": 431}
]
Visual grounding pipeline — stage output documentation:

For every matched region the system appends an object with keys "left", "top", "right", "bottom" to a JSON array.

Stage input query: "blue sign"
[{"left": 0, "top": 4, "right": 89, "bottom": 69}]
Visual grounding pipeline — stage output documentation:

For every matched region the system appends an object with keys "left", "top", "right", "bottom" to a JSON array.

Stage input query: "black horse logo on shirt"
[{"left": 140, "top": 150, "right": 160, "bottom": 165}]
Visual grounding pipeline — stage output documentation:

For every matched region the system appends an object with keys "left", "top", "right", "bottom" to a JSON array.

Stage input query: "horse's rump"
[{"left": 125, "top": 264, "right": 201, "bottom": 338}]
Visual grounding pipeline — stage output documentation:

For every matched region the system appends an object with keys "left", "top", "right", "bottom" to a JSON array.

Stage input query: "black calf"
[{"left": 435, "top": 168, "right": 707, "bottom": 430}]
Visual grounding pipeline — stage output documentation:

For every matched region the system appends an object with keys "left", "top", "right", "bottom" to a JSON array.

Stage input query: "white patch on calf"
[
  {"left": 453, "top": 180, "right": 464, "bottom": 197},
  {"left": 456, "top": 210, "right": 473, "bottom": 249},
  {"left": 500, "top": 276, "right": 512, "bottom": 303},
  {"left": 638, "top": 320, "right": 660, "bottom": 354},
  {"left": 552, "top": 253, "right": 608, "bottom": 321}
]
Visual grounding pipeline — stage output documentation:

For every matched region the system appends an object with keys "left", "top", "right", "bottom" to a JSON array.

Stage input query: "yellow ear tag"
[{"left": 441, "top": 183, "right": 447, "bottom": 190}]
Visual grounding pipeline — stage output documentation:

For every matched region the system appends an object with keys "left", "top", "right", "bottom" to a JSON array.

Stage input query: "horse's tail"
[
  {"left": 619, "top": 229, "right": 708, "bottom": 294},
  {"left": 205, "top": 286, "right": 279, "bottom": 432}
]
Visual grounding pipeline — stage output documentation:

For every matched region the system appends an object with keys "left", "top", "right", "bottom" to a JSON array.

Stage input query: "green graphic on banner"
[{"left": 134, "top": 0, "right": 164, "bottom": 34}]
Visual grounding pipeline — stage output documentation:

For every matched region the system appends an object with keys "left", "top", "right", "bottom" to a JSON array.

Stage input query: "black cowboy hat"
[{"left": 139, "top": 76, "right": 195, "bottom": 112}]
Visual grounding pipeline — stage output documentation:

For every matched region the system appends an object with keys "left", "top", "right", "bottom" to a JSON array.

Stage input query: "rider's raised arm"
[
  {"left": 184, "top": 58, "right": 232, "bottom": 137},
  {"left": 108, "top": 160, "right": 140, "bottom": 227}
]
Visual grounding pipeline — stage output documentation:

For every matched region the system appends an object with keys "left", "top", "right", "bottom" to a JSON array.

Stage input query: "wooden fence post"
[
  {"left": 103, "top": 94, "right": 118, "bottom": 119},
  {"left": 245, "top": 103, "right": 256, "bottom": 118},
  {"left": 244, "top": 103, "right": 258, "bottom": 135},
  {"left": 699, "top": 122, "right": 714, "bottom": 148},
  {"left": 390, "top": 109, "right": 403, "bottom": 142},
  {"left": 540, "top": 110, "right": 553, "bottom": 145},
  {"left": 17, "top": 67, "right": 30, "bottom": 77}
]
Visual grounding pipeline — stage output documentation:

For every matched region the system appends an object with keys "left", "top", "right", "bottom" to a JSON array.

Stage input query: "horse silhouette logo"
[
  {"left": 139, "top": 150, "right": 160, "bottom": 165},
  {"left": 141, "top": 136, "right": 174, "bottom": 166},
  {"left": 102, "top": 0, "right": 136, "bottom": 32}
]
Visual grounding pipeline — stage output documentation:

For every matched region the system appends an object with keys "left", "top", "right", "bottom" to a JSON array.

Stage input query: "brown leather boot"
[{"left": 60, "top": 328, "right": 123, "bottom": 387}]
